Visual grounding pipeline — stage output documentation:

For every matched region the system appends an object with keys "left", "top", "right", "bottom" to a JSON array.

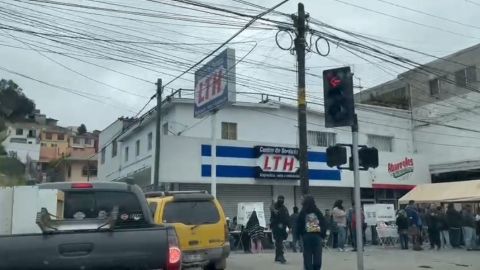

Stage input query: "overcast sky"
[{"left": 1, "top": 0, "right": 479, "bottom": 130}]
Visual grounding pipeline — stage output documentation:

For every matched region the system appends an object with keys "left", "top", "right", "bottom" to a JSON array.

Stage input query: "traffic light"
[
  {"left": 326, "top": 145, "right": 347, "bottom": 167},
  {"left": 323, "top": 67, "right": 354, "bottom": 128},
  {"left": 359, "top": 147, "right": 379, "bottom": 169}
]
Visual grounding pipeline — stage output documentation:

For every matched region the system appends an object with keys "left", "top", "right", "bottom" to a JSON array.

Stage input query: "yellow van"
[{"left": 146, "top": 191, "right": 230, "bottom": 270}]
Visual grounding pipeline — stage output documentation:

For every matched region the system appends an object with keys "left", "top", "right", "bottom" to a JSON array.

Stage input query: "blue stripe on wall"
[
  {"left": 309, "top": 169, "right": 341, "bottom": 181},
  {"left": 202, "top": 145, "right": 327, "bottom": 161},
  {"left": 202, "top": 165, "right": 340, "bottom": 181},
  {"left": 201, "top": 145, "right": 255, "bottom": 158}
]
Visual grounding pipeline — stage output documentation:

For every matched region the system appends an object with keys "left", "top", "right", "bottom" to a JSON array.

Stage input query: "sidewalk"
[{"left": 227, "top": 246, "right": 479, "bottom": 270}]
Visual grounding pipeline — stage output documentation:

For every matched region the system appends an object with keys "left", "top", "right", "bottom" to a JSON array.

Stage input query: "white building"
[
  {"left": 356, "top": 43, "right": 480, "bottom": 183},
  {"left": 1, "top": 122, "right": 41, "bottom": 164},
  {"left": 98, "top": 91, "right": 430, "bottom": 219}
]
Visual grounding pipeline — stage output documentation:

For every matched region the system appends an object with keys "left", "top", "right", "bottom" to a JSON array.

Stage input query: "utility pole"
[
  {"left": 294, "top": 3, "right": 309, "bottom": 195},
  {"left": 352, "top": 114, "right": 364, "bottom": 270},
  {"left": 153, "top": 79, "right": 162, "bottom": 191}
]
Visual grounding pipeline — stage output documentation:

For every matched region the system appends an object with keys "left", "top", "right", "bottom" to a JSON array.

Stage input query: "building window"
[
  {"left": 73, "top": 137, "right": 80, "bottom": 144},
  {"left": 85, "top": 138, "right": 91, "bottom": 145},
  {"left": 81, "top": 165, "right": 97, "bottom": 177},
  {"left": 28, "top": 130, "right": 36, "bottom": 138},
  {"left": 41, "top": 143, "right": 47, "bottom": 147},
  {"left": 148, "top": 132, "right": 153, "bottom": 151},
  {"left": 307, "top": 131, "right": 336, "bottom": 147},
  {"left": 466, "top": 65, "right": 477, "bottom": 83},
  {"left": 221, "top": 122, "right": 237, "bottom": 140},
  {"left": 163, "top": 122, "right": 169, "bottom": 135},
  {"left": 429, "top": 78, "right": 440, "bottom": 97},
  {"left": 51, "top": 143, "right": 57, "bottom": 147},
  {"left": 10, "top": 138, "right": 27, "bottom": 143},
  {"left": 455, "top": 66, "right": 476, "bottom": 87},
  {"left": 57, "top": 133, "right": 65, "bottom": 140},
  {"left": 136, "top": 140, "right": 140, "bottom": 156},
  {"left": 45, "top": 132, "right": 52, "bottom": 140},
  {"left": 67, "top": 165, "right": 71, "bottom": 178},
  {"left": 112, "top": 140, "right": 118, "bottom": 157},
  {"left": 15, "top": 128, "right": 23, "bottom": 135},
  {"left": 367, "top": 134, "right": 393, "bottom": 152},
  {"left": 125, "top": 147, "right": 129, "bottom": 162},
  {"left": 101, "top": 147, "right": 106, "bottom": 164}
]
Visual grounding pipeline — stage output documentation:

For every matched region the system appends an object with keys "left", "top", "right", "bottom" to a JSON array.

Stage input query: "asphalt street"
[{"left": 226, "top": 247, "right": 480, "bottom": 270}]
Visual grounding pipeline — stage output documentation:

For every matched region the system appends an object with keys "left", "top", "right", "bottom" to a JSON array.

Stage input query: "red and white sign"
[
  {"left": 388, "top": 157, "right": 414, "bottom": 178},
  {"left": 257, "top": 154, "right": 299, "bottom": 173},
  {"left": 195, "top": 67, "right": 226, "bottom": 107}
]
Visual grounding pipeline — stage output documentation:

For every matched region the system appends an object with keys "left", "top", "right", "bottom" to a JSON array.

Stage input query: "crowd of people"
[
  {"left": 396, "top": 200, "right": 480, "bottom": 251},
  {"left": 227, "top": 197, "right": 480, "bottom": 270}
]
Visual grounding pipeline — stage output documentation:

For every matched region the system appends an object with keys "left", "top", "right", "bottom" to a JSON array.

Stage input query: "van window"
[
  {"left": 163, "top": 201, "right": 220, "bottom": 225},
  {"left": 64, "top": 191, "right": 147, "bottom": 227}
]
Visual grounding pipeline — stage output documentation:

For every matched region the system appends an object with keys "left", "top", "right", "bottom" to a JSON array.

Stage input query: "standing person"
[
  {"left": 296, "top": 195, "right": 327, "bottom": 270},
  {"left": 475, "top": 209, "right": 480, "bottom": 246},
  {"left": 350, "top": 203, "right": 365, "bottom": 252},
  {"left": 270, "top": 195, "right": 290, "bottom": 264},
  {"left": 446, "top": 204, "right": 462, "bottom": 248},
  {"left": 324, "top": 209, "right": 333, "bottom": 247},
  {"left": 245, "top": 211, "right": 264, "bottom": 253},
  {"left": 240, "top": 225, "right": 251, "bottom": 253},
  {"left": 437, "top": 206, "right": 451, "bottom": 249},
  {"left": 427, "top": 206, "right": 441, "bottom": 250},
  {"left": 405, "top": 200, "right": 422, "bottom": 251},
  {"left": 290, "top": 206, "right": 303, "bottom": 253},
  {"left": 461, "top": 205, "right": 477, "bottom": 251},
  {"left": 396, "top": 209, "right": 409, "bottom": 250},
  {"left": 332, "top": 200, "right": 347, "bottom": 252}
]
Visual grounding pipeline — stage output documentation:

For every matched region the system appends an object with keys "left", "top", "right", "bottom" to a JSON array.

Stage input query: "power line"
[
  {"left": 374, "top": 0, "right": 480, "bottom": 31},
  {"left": 331, "top": 0, "right": 480, "bottom": 40}
]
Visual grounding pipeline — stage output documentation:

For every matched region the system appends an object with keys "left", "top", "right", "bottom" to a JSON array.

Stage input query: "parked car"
[
  {"left": 147, "top": 190, "right": 230, "bottom": 270},
  {"left": 0, "top": 182, "right": 182, "bottom": 270}
]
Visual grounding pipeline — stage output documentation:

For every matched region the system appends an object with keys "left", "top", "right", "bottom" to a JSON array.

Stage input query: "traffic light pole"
[
  {"left": 153, "top": 79, "right": 162, "bottom": 191},
  {"left": 294, "top": 3, "right": 310, "bottom": 195},
  {"left": 352, "top": 114, "right": 364, "bottom": 270}
]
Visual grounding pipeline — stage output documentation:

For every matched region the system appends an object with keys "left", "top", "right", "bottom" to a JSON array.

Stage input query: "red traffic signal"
[{"left": 323, "top": 66, "right": 355, "bottom": 128}]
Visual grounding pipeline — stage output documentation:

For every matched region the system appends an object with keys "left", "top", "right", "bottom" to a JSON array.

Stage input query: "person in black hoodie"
[
  {"left": 270, "top": 195, "right": 290, "bottom": 264},
  {"left": 396, "top": 209, "right": 409, "bottom": 250},
  {"left": 427, "top": 206, "right": 441, "bottom": 250},
  {"left": 296, "top": 195, "right": 327, "bottom": 270},
  {"left": 446, "top": 204, "right": 463, "bottom": 248}
]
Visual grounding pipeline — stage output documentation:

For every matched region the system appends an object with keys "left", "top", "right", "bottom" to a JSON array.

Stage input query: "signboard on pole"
[
  {"left": 254, "top": 146, "right": 300, "bottom": 179},
  {"left": 194, "top": 48, "right": 236, "bottom": 118},
  {"left": 364, "top": 204, "right": 396, "bottom": 226},
  {"left": 237, "top": 202, "right": 266, "bottom": 228}
]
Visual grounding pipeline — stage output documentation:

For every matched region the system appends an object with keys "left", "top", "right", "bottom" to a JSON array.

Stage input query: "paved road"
[{"left": 226, "top": 247, "right": 479, "bottom": 270}]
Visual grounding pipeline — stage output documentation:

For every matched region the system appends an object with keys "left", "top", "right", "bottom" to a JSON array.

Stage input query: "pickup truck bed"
[
  {"left": 0, "top": 182, "right": 179, "bottom": 270},
  {"left": 0, "top": 226, "right": 168, "bottom": 270}
]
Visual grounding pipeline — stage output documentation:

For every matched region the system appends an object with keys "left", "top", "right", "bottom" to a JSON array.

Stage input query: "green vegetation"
[{"left": 0, "top": 156, "right": 26, "bottom": 186}]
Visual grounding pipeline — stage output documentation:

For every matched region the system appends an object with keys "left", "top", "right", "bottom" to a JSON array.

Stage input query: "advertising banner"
[
  {"left": 194, "top": 48, "right": 236, "bottom": 118},
  {"left": 237, "top": 202, "right": 266, "bottom": 228}
]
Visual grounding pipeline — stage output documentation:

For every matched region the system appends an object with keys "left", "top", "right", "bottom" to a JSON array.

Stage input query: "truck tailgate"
[{"left": 0, "top": 226, "right": 168, "bottom": 270}]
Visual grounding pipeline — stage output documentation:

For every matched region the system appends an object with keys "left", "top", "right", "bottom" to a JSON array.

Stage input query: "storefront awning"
[{"left": 398, "top": 179, "right": 480, "bottom": 204}]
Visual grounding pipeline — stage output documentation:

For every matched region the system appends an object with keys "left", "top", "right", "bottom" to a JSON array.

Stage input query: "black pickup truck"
[{"left": 0, "top": 182, "right": 181, "bottom": 270}]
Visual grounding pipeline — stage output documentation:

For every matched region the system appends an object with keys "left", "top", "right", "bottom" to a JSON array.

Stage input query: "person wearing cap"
[{"left": 270, "top": 195, "right": 290, "bottom": 264}]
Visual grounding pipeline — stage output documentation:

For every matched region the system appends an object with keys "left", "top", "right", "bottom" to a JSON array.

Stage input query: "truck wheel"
[{"left": 204, "top": 258, "right": 226, "bottom": 270}]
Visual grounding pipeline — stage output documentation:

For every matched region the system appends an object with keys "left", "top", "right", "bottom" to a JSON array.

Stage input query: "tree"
[
  {"left": 77, "top": 124, "right": 87, "bottom": 135},
  {"left": 0, "top": 79, "right": 36, "bottom": 122}
]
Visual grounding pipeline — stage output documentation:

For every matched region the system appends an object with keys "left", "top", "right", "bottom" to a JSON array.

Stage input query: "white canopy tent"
[{"left": 398, "top": 180, "right": 480, "bottom": 204}]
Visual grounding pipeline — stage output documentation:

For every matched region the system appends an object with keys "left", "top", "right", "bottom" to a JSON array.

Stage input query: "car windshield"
[{"left": 163, "top": 201, "right": 220, "bottom": 225}]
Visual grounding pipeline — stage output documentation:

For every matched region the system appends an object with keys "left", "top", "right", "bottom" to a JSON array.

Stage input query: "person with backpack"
[
  {"left": 405, "top": 200, "right": 423, "bottom": 251},
  {"left": 296, "top": 195, "right": 327, "bottom": 270},
  {"left": 396, "top": 209, "right": 409, "bottom": 250}
]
